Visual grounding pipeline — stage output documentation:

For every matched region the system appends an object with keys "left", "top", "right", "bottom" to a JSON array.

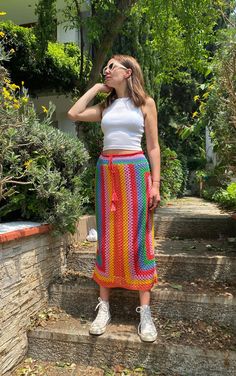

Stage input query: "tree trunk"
[{"left": 86, "top": 0, "right": 137, "bottom": 90}]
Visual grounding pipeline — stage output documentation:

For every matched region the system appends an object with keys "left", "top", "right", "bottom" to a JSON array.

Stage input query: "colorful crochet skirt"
[{"left": 92, "top": 151, "right": 158, "bottom": 291}]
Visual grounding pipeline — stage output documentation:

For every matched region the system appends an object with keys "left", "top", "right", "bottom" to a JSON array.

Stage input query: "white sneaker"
[
  {"left": 136, "top": 305, "right": 157, "bottom": 342},
  {"left": 89, "top": 297, "right": 111, "bottom": 335}
]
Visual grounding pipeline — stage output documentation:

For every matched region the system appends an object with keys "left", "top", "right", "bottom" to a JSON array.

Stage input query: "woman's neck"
[{"left": 115, "top": 87, "right": 129, "bottom": 98}]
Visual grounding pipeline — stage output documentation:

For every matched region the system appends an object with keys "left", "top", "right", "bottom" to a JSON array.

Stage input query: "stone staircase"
[{"left": 26, "top": 198, "right": 236, "bottom": 376}]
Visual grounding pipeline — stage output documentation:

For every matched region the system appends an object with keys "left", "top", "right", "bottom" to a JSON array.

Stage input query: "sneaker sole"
[
  {"left": 89, "top": 318, "right": 111, "bottom": 336},
  {"left": 139, "top": 333, "right": 157, "bottom": 342}
]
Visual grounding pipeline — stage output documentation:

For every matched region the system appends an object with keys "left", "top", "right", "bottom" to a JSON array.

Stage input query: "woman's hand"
[
  {"left": 95, "top": 83, "right": 112, "bottom": 94},
  {"left": 149, "top": 185, "right": 161, "bottom": 210}
]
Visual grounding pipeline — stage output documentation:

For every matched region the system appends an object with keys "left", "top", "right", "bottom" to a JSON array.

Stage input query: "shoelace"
[
  {"left": 92, "top": 298, "right": 109, "bottom": 326},
  {"left": 95, "top": 297, "right": 104, "bottom": 311},
  {"left": 136, "top": 306, "right": 155, "bottom": 335}
]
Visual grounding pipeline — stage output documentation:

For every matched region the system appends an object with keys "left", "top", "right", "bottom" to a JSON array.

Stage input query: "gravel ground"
[{"left": 11, "top": 358, "right": 172, "bottom": 376}]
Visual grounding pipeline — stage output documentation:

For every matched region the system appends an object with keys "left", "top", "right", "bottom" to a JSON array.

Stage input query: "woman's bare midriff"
[{"left": 102, "top": 149, "right": 142, "bottom": 155}]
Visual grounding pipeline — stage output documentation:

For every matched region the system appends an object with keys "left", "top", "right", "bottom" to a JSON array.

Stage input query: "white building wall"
[
  {"left": 56, "top": 0, "right": 79, "bottom": 44},
  {"left": 0, "top": 0, "right": 38, "bottom": 25},
  {"left": 57, "top": 24, "right": 79, "bottom": 44}
]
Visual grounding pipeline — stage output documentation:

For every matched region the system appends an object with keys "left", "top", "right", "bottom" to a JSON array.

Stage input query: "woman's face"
[{"left": 103, "top": 59, "right": 131, "bottom": 88}]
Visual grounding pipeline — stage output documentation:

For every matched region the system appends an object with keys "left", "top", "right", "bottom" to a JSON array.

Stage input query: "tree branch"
[
  {"left": 86, "top": 0, "right": 138, "bottom": 90},
  {"left": 73, "top": 0, "right": 85, "bottom": 84}
]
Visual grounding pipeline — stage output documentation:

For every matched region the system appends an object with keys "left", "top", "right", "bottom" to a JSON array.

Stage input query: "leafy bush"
[
  {"left": 0, "top": 21, "right": 91, "bottom": 92},
  {"left": 190, "top": 30, "right": 236, "bottom": 187},
  {"left": 201, "top": 186, "right": 217, "bottom": 201},
  {"left": 79, "top": 164, "right": 96, "bottom": 214},
  {"left": 200, "top": 166, "right": 236, "bottom": 211},
  {"left": 211, "top": 182, "right": 236, "bottom": 211},
  {"left": 160, "top": 146, "right": 185, "bottom": 201},
  {"left": 0, "top": 64, "right": 89, "bottom": 233}
]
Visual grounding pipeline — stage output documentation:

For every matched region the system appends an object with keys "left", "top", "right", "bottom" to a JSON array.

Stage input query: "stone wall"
[{"left": 0, "top": 215, "right": 96, "bottom": 375}]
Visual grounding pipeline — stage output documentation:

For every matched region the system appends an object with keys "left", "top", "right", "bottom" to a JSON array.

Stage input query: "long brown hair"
[{"left": 104, "top": 54, "right": 148, "bottom": 108}]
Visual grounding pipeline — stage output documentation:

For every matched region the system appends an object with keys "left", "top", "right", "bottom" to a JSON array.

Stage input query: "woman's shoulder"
[
  {"left": 141, "top": 96, "right": 156, "bottom": 118},
  {"left": 144, "top": 96, "right": 156, "bottom": 107}
]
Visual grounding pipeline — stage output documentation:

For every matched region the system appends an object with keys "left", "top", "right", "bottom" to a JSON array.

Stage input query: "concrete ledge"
[
  {"left": 27, "top": 317, "right": 236, "bottom": 376},
  {"left": 49, "top": 280, "right": 236, "bottom": 330},
  {"left": 67, "top": 249, "right": 236, "bottom": 284},
  {"left": 0, "top": 224, "right": 51, "bottom": 244},
  {"left": 0, "top": 215, "right": 96, "bottom": 245}
]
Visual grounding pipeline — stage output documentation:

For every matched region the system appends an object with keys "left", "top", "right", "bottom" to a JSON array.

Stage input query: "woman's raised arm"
[{"left": 67, "top": 83, "right": 111, "bottom": 122}]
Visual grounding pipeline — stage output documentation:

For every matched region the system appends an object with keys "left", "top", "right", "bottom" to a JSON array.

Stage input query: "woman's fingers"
[{"left": 149, "top": 194, "right": 160, "bottom": 210}]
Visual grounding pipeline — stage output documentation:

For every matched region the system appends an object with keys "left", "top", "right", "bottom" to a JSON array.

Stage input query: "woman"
[{"left": 68, "top": 55, "right": 161, "bottom": 342}]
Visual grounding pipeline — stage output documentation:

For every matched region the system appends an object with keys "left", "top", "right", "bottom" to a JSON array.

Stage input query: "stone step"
[
  {"left": 154, "top": 216, "right": 235, "bottom": 239},
  {"left": 154, "top": 197, "right": 235, "bottom": 239},
  {"left": 27, "top": 311, "right": 236, "bottom": 376},
  {"left": 66, "top": 239, "right": 236, "bottom": 283},
  {"left": 49, "top": 275, "right": 236, "bottom": 330}
]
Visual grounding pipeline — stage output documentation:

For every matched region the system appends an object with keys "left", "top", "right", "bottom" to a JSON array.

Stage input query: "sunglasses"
[{"left": 102, "top": 62, "right": 128, "bottom": 76}]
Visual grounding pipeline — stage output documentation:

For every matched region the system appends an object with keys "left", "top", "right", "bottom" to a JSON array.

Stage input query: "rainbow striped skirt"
[{"left": 92, "top": 151, "right": 158, "bottom": 291}]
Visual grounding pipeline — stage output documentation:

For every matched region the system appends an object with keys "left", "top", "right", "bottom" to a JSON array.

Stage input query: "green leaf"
[{"left": 169, "top": 284, "right": 183, "bottom": 290}]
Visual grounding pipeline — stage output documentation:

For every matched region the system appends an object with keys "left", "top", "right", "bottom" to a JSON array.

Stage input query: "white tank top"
[{"left": 101, "top": 97, "right": 144, "bottom": 151}]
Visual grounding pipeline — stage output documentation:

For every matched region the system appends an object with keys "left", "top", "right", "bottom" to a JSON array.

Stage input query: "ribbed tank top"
[{"left": 101, "top": 97, "right": 144, "bottom": 151}]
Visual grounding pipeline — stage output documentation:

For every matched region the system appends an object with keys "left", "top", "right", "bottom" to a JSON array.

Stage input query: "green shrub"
[
  {"left": 160, "top": 147, "right": 185, "bottom": 202},
  {"left": 212, "top": 182, "right": 236, "bottom": 211},
  {"left": 197, "top": 165, "right": 232, "bottom": 202},
  {"left": 201, "top": 186, "right": 217, "bottom": 201},
  {"left": 79, "top": 164, "right": 96, "bottom": 214},
  {"left": 0, "top": 66, "right": 89, "bottom": 233},
  {"left": 194, "top": 33, "right": 236, "bottom": 186},
  {"left": 1, "top": 109, "right": 89, "bottom": 232},
  {"left": 0, "top": 21, "right": 91, "bottom": 92},
  {"left": 175, "top": 151, "right": 189, "bottom": 196}
]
